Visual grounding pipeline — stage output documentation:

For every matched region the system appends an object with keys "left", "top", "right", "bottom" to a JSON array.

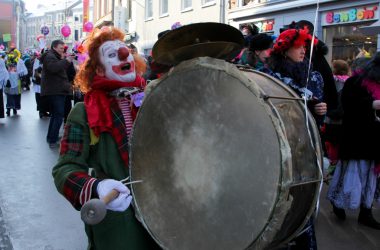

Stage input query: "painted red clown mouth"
[{"left": 112, "top": 61, "right": 135, "bottom": 75}]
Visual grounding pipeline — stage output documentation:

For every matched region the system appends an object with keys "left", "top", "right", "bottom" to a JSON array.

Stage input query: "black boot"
[
  {"left": 332, "top": 203, "right": 346, "bottom": 220},
  {"left": 13, "top": 109, "right": 17, "bottom": 115},
  {"left": 358, "top": 205, "right": 380, "bottom": 230},
  {"left": 6, "top": 109, "right": 10, "bottom": 116}
]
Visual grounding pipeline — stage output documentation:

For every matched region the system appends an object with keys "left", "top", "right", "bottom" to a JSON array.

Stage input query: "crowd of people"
[
  {"left": 235, "top": 20, "right": 380, "bottom": 249},
  {"left": 0, "top": 20, "right": 379, "bottom": 249}
]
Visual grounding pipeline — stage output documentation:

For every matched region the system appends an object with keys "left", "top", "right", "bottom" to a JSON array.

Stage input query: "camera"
[{"left": 70, "top": 53, "right": 78, "bottom": 60}]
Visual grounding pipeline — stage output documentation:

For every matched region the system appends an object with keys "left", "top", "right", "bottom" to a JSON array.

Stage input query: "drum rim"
[
  {"left": 242, "top": 69, "right": 323, "bottom": 249},
  {"left": 130, "top": 57, "right": 322, "bottom": 249}
]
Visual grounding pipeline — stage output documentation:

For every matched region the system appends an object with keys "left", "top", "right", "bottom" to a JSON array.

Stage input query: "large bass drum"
[{"left": 130, "top": 57, "right": 322, "bottom": 250}]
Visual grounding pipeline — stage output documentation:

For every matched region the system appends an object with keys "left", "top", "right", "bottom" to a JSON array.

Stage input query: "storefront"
[
  {"left": 322, "top": 4, "right": 379, "bottom": 64},
  {"left": 238, "top": 18, "right": 275, "bottom": 35},
  {"left": 228, "top": 0, "right": 380, "bottom": 65}
]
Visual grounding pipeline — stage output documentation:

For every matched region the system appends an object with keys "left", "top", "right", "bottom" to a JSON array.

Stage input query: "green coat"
[{"left": 52, "top": 103, "right": 160, "bottom": 250}]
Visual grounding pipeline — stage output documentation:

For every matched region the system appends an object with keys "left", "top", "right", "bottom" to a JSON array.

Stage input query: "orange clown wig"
[{"left": 75, "top": 27, "right": 146, "bottom": 93}]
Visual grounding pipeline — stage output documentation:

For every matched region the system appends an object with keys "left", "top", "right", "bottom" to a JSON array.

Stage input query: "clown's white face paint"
[{"left": 99, "top": 40, "right": 136, "bottom": 82}]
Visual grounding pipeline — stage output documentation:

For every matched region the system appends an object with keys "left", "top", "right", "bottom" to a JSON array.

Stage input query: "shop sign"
[
  {"left": 254, "top": 20, "right": 275, "bottom": 33},
  {"left": 322, "top": 6, "right": 378, "bottom": 26}
]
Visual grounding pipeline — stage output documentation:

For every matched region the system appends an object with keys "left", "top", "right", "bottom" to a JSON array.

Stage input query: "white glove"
[{"left": 97, "top": 179, "right": 132, "bottom": 212}]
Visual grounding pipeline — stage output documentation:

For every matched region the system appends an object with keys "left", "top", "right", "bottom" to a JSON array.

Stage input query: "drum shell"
[{"left": 130, "top": 57, "right": 322, "bottom": 250}]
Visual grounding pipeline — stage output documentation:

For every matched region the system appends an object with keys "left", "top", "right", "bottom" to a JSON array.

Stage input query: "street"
[
  {"left": 0, "top": 90, "right": 86, "bottom": 250},
  {"left": 0, "top": 89, "right": 379, "bottom": 250}
]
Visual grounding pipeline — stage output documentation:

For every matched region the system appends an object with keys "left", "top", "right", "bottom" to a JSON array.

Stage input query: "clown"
[{"left": 52, "top": 27, "right": 159, "bottom": 249}]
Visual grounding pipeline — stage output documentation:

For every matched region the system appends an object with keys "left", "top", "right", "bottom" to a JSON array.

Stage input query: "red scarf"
[{"left": 84, "top": 75, "right": 145, "bottom": 137}]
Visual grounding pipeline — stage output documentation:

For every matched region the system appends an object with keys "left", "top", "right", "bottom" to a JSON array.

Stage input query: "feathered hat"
[{"left": 272, "top": 28, "right": 318, "bottom": 54}]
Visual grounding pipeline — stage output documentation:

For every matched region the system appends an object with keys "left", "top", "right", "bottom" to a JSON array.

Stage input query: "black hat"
[{"left": 249, "top": 33, "right": 273, "bottom": 51}]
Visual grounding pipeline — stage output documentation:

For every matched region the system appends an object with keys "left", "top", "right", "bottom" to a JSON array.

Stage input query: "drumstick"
[{"left": 122, "top": 180, "right": 143, "bottom": 186}]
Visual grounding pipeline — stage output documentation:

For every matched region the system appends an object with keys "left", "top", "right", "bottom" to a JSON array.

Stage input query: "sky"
[{"left": 23, "top": 0, "right": 62, "bottom": 13}]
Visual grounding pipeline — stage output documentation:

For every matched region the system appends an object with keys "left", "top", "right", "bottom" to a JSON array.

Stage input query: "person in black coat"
[
  {"left": 287, "top": 20, "right": 338, "bottom": 119},
  {"left": 40, "top": 40, "right": 75, "bottom": 148},
  {"left": 327, "top": 52, "right": 380, "bottom": 230}
]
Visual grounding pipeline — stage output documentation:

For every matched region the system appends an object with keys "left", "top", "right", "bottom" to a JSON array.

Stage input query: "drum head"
[{"left": 130, "top": 58, "right": 288, "bottom": 250}]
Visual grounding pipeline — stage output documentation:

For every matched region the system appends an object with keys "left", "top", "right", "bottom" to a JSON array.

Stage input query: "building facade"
[
  {"left": 93, "top": 0, "right": 224, "bottom": 55},
  {"left": 24, "top": 0, "right": 93, "bottom": 51},
  {"left": 227, "top": 0, "right": 380, "bottom": 64},
  {"left": 0, "top": 0, "right": 27, "bottom": 51}
]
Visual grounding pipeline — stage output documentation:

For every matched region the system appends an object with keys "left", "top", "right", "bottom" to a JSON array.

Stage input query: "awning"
[{"left": 360, "top": 19, "right": 380, "bottom": 35}]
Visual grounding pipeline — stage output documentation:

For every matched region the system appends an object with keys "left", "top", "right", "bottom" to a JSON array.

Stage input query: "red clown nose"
[{"left": 118, "top": 47, "right": 130, "bottom": 61}]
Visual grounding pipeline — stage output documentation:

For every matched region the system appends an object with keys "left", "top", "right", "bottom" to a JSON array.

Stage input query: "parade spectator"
[
  {"left": 267, "top": 28, "right": 326, "bottom": 249},
  {"left": 40, "top": 40, "right": 74, "bottom": 148},
  {"left": 32, "top": 52, "right": 49, "bottom": 118},
  {"left": 247, "top": 33, "right": 274, "bottom": 70},
  {"left": 21, "top": 52, "right": 31, "bottom": 90},
  {"left": 0, "top": 58, "right": 9, "bottom": 119},
  {"left": 327, "top": 52, "right": 380, "bottom": 230},
  {"left": 351, "top": 56, "right": 371, "bottom": 74},
  {"left": 4, "top": 49, "right": 27, "bottom": 116},
  {"left": 52, "top": 27, "right": 159, "bottom": 249},
  {"left": 232, "top": 23, "right": 259, "bottom": 65},
  {"left": 63, "top": 45, "right": 75, "bottom": 124},
  {"left": 324, "top": 60, "right": 350, "bottom": 166}
]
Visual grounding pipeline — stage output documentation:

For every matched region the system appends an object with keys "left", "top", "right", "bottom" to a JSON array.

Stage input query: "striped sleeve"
[{"left": 62, "top": 172, "right": 99, "bottom": 210}]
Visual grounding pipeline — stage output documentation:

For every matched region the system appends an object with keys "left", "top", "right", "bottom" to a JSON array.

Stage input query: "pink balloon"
[
  {"left": 84, "top": 22, "right": 94, "bottom": 32},
  {"left": 61, "top": 25, "right": 71, "bottom": 37}
]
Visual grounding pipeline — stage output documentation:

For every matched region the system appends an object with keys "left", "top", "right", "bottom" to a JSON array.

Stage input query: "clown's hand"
[{"left": 97, "top": 179, "right": 132, "bottom": 212}]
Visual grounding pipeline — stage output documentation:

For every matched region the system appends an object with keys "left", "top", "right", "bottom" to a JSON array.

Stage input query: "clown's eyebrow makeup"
[{"left": 101, "top": 41, "right": 127, "bottom": 57}]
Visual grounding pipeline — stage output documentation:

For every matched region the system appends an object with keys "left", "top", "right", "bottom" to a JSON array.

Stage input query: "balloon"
[
  {"left": 84, "top": 21, "right": 94, "bottom": 32},
  {"left": 40, "top": 26, "right": 49, "bottom": 35},
  {"left": 61, "top": 25, "right": 71, "bottom": 37},
  {"left": 171, "top": 22, "right": 182, "bottom": 30}
]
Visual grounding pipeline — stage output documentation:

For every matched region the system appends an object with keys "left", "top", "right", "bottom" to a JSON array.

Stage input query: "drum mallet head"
[
  {"left": 80, "top": 199, "right": 107, "bottom": 225},
  {"left": 80, "top": 180, "right": 142, "bottom": 225}
]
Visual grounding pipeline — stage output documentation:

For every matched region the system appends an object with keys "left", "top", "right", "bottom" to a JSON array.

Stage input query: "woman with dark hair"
[
  {"left": 268, "top": 28, "right": 327, "bottom": 126},
  {"left": 327, "top": 53, "right": 380, "bottom": 230},
  {"left": 247, "top": 33, "right": 274, "bottom": 70},
  {"left": 266, "top": 28, "right": 326, "bottom": 250},
  {"left": 324, "top": 60, "right": 351, "bottom": 166}
]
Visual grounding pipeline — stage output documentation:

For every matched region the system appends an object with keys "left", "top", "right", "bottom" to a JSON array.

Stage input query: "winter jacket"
[
  {"left": 339, "top": 75, "right": 380, "bottom": 160},
  {"left": 52, "top": 103, "right": 160, "bottom": 250},
  {"left": 310, "top": 41, "right": 339, "bottom": 119},
  {"left": 40, "top": 49, "right": 71, "bottom": 96}
]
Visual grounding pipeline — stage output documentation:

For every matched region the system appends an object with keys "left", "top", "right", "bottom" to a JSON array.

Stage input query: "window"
[
  {"left": 145, "top": 0, "right": 153, "bottom": 19},
  {"left": 74, "top": 16, "right": 79, "bottom": 22},
  {"left": 202, "top": 0, "right": 215, "bottom": 5},
  {"left": 181, "top": 0, "right": 192, "bottom": 10},
  {"left": 160, "top": 0, "right": 168, "bottom": 16},
  {"left": 57, "top": 13, "right": 64, "bottom": 23},
  {"left": 46, "top": 15, "right": 52, "bottom": 24}
]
